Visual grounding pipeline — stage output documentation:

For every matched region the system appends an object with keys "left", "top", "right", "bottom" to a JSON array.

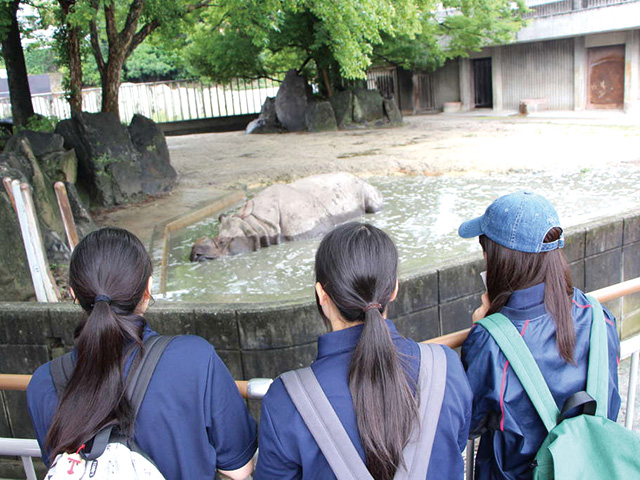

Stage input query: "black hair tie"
[{"left": 94, "top": 294, "right": 112, "bottom": 305}]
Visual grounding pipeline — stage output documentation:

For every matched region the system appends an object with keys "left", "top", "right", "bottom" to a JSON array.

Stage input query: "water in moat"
[{"left": 156, "top": 166, "right": 640, "bottom": 303}]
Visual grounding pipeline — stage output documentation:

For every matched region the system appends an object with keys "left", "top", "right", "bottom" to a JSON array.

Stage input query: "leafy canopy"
[{"left": 186, "top": 0, "right": 527, "bottom": 84}]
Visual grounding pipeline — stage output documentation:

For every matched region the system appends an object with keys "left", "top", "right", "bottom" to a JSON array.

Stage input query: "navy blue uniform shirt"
[
  {"left": 462, "top": 284, "right": 621, "bottom": 480},
  {"left": 255, "top": 320, "right": 472, "bottom": 479},
  {"left": 27, "top": 324, "right": 257, "bottom": 480}
]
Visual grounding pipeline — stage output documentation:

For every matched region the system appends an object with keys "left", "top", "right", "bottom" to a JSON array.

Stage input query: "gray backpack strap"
[
  {"left": 282, "top": 343, "right": 448, "bottom": 480},
  {"left": 394, "top": 343, "right": 447, "bottom": 480},
  {"left": 126, "top": 335, "right": 175, "bottom": 419},
  {"left": 50, "top": 351, "right": 75, "bottom": 398},
  {"left": 281, "top": 368, "right": 374, "bottom": 480}
]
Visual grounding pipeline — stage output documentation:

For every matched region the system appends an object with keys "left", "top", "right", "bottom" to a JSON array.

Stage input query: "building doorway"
[
  {"left": 473, "top": 58, "right": 493, "bottom": 108},
  {"left": 587, "top": 45, "right": 625, "bottom": 109}
]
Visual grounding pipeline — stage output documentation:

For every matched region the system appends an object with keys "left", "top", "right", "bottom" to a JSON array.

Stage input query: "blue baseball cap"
[{"left": 458, "top": 191, "right": 564, "bottom": 253}]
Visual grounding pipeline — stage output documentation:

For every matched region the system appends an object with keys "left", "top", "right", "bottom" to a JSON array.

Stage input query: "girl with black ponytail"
[
  {"left": 27, "top": 227, "right": 257, "bottom": 480},
  {"left": 255, "top": 222, "right": 472, "bottom": 479}
]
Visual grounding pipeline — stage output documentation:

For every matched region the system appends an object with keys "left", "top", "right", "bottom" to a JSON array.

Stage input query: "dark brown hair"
[
  {"left": 315, "top": 222, "right": 417, "bottom": 480},
  {"left": 480, "top": 227, "right": 575, "bottom": 363},
  {"left": 46, "top": 227, "right": 152, "bottom": 459}
]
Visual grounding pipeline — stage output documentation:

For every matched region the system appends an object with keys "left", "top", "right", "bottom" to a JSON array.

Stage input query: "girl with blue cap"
[{"left": 459, "top": 191, "right": 621, "bottom": 479}]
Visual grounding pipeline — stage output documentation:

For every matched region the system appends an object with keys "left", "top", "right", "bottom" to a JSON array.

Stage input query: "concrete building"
[{"left": 369, "top": 0, "right": 640, "bottom": 114}]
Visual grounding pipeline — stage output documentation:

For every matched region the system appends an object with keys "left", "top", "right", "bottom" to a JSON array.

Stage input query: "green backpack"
[{"left": 477, "top": 295, "right": 640, "bottom": 479}]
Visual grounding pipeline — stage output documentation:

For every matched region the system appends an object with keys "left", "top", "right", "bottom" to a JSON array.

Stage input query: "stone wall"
[{"left": 1, "top": 209, "right": 640, "bottom": 474}]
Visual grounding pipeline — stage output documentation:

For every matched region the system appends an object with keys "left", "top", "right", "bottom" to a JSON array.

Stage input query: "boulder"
[
  {"left": 128, "top": 114, "right": 177, "bottom": 195},
  {"left": 40, "top": 149, "right": 78, "bottom": 184},
  {"left": 65, "top": 182, "right": 96, "bottom": 237},
  {"left": 56, "top": 112, "right": 143, "bottom": 206},
  {"left": 330, "top": 91, "right": 354, "bottom": 128},
  {"left": 383, "top": 97, "right": 403, "bottom": 125},
  {"left": 246, "top": 97, "right": 282, "bottom": 134},
  {"left": 0, "top": 190, "right": 35, "bottom": 301},
  {"left": 275, "top": 69, "right": 313, "bottom": 132},
  {"left": 353, "top": 88, "right": 384, "bottom": 124},
  {"left": 305, "top": 101, "right": 338, "bottom": 132}
]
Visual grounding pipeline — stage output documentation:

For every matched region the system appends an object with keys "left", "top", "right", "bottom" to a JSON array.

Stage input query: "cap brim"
[{"left": 458, "top": 216, "right": 484, "bottom": 238}]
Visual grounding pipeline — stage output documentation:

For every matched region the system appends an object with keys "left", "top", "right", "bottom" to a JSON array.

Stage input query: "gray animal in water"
[{"left": 190, "top": 173, "right": 383, "bottom": 261}]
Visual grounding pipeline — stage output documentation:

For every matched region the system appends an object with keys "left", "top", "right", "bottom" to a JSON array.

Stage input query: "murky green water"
[{"left": 156, "top": 167, "right": 640, "bottom": 302}]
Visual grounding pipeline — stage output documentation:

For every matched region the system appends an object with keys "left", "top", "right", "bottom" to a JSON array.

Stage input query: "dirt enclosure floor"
[{"left": 99, "top": 113, "right": 640, "bottom": 244}]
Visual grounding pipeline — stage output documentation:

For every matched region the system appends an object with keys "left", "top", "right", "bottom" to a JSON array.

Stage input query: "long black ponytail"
[
  {"left": 46, "top": 227, "right": 152, "bottom": 459},
  {"left": 315, "top": 222, "right": 418, "bottom": 480}
]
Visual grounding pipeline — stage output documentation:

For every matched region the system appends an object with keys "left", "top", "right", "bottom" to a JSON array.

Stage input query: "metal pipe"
[
  {"left": 11, "top": 180, "right": 47, "bottom": 302},
  {"left": 54, "top": 182, "right": 79, "bottom": 251},
  {"left": 21, "top": 183, "right": 59, "bottom": 302}
]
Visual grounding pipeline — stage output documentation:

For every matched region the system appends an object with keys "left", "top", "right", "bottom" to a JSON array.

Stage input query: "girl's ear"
[
  {"left": 390, "top": 279, "right": 399, "bottom": 302},
  {"left": 315, "top": 282, "right": 328, "bottom": 306},
  {"left": 144, "top": 276, "right": 153, "bottom": 300}
]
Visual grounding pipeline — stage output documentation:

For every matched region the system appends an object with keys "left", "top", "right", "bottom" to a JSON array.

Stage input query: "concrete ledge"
[{"left": 158, "top": 114, "right": 259, "bottom": 136}]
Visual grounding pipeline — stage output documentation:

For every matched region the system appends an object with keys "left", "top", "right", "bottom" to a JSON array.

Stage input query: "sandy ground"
[
  {"left": 98, "top": 112, "right": 640, "bottom": 244},
  {"left": 168, "top": 113, "right": 640, "bottom": 189}
]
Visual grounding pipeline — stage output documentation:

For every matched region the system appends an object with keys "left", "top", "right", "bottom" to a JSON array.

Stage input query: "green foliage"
[
  {"left": 17, "top": 114, "right": 59, "bottom": 132},
  {"left": 24, "top": 43, "right": 58, "bottom": 74},
  {"left": 123, "top": 42, "right": 190, "bottom": 82},
  {"left": 184, "top": 0, "right": 527, "bottom": 88}
]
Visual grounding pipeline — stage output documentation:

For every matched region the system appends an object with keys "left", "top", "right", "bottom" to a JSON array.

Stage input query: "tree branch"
[
  {"left": 297, "top": 56, "right": 312, "bottom": 72},
  {"left": 104, "top": 1, "right": 118, "bottom": 48},
  {"left": 89, "top": 18, "right": 105, "bottom": 77},
  {"left": 126, "top": 19, "right": 160, "bottom": 58},
  {"left": 121, "top": 0, "right": 144, "bottom": 48}
]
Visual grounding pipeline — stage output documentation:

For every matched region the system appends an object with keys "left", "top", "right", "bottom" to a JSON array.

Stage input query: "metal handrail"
[{"left": 1, "top": 276, "right": 640, "bottom": 479}]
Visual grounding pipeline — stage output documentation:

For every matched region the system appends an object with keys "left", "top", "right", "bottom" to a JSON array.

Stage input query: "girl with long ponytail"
[
  {"left": 459, "top": 191, "right": 621, "bottom": 479},
  {"left": 28, "top": 227, "right": 257, "bottom": 480},
  {"left": 255, "top": 222, "right": 472, "bottom": 479}
]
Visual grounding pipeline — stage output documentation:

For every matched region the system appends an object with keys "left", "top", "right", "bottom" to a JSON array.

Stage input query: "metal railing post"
[{"left": 626, "top": 350, "right": 639, "bottom": 429}]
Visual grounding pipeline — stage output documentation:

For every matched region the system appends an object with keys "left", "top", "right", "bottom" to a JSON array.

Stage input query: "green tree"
[
  {"left": 186, "top": 0, "right": 527, "bottom": 96},
  {"left": 0, "top": 0, "right": 35, "bottom": 126},
  {"left": 47, "top": 0, "right": 210, "bottom": 116}
]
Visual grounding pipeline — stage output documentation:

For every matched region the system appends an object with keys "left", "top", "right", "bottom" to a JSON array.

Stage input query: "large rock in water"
[
  {"left": 306, "top": 101, "right": 338, "bottom": 132},
  {"left": 275, "top": 69, "right": 313, "bottom": 132},
  {"left": 128, "top": 114, "right": 177, "bottom": 195},
  {"left": 353, "top": 88, "right": 384, "bottom": 124}
]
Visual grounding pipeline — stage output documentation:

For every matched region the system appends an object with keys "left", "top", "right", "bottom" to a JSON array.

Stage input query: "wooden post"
[
  {"left": 54, "top": 182, "right": 79, "bottom": 251},
  {"left": 11, "top": 180, "right": 47, "bottom": 302},
  {"left": 2, "top": 177, "right": 16, "bottom": 212}
]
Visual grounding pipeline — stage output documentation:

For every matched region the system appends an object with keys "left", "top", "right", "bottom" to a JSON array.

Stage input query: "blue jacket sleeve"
[
  {"left": 26, "top": 362, "right": 58, "bottom": 466},
  {"left": 461, "top": 324, "right": 502, "bottom": 439},
  {"left": 203, "top": 346, "right": 257, "bottom": 471},
  {"left": 254, "top": 379, "right": 301, "bottom": 480}
]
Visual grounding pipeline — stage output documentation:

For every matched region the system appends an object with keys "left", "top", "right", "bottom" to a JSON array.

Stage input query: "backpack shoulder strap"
[
  {"left": 584, "top": 295, "right": 609, "bottom": 418},
  {"left": 50, "top": 351, "right": 76, "bottom": 398},
  {"left": 126, "top": 335, "right": 175, "bottom": 420},
  {"left": 394, "top": 343, "right": 447, "bottom": 480},
  {"left": 281, "top": 367, "right": 374, "bottom": 480},
  {"left": 477, "top": 313, "right": 560, "bottom": 432}
]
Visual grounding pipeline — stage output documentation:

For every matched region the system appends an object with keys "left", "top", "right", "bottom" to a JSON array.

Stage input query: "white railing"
[{"left": 0, "top": 78, "right": 280, "bottom": 124}]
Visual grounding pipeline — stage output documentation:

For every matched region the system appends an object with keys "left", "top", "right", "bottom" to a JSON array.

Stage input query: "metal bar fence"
[
  {"left": 0, "top": 79, "right": 281, "bottom": 124},
  {"left": 1, "top": 277, "right": 639, "bottom": 479}
]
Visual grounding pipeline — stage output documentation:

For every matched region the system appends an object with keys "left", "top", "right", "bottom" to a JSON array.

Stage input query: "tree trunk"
[
  {"left": 1, "top": 0, "right": 34, "bottom": 127},
  {"left": 101, "top": 55, "right": 125, "bottom": 116},
  {"left": 59, "top": 1, "right": 83, "bottom": 115},
  {"left": 67, "top": 26, "right": 83, "bottom": 115}
]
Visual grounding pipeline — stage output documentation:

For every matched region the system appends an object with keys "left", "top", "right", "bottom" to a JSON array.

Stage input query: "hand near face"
[{"left": 472, "top": 292, "right": 490, "bottom": 323}]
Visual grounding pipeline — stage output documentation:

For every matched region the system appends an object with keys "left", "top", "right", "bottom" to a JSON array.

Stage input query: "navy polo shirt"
[
  {"left": 27, "top": 324, "right": 257, "bottom": 480},
  {"left": 462, "top": 284, "right": 621, "bottom": 480},
  {"left": 255, "top": 320, "right": 472, "bottom": 479}
]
